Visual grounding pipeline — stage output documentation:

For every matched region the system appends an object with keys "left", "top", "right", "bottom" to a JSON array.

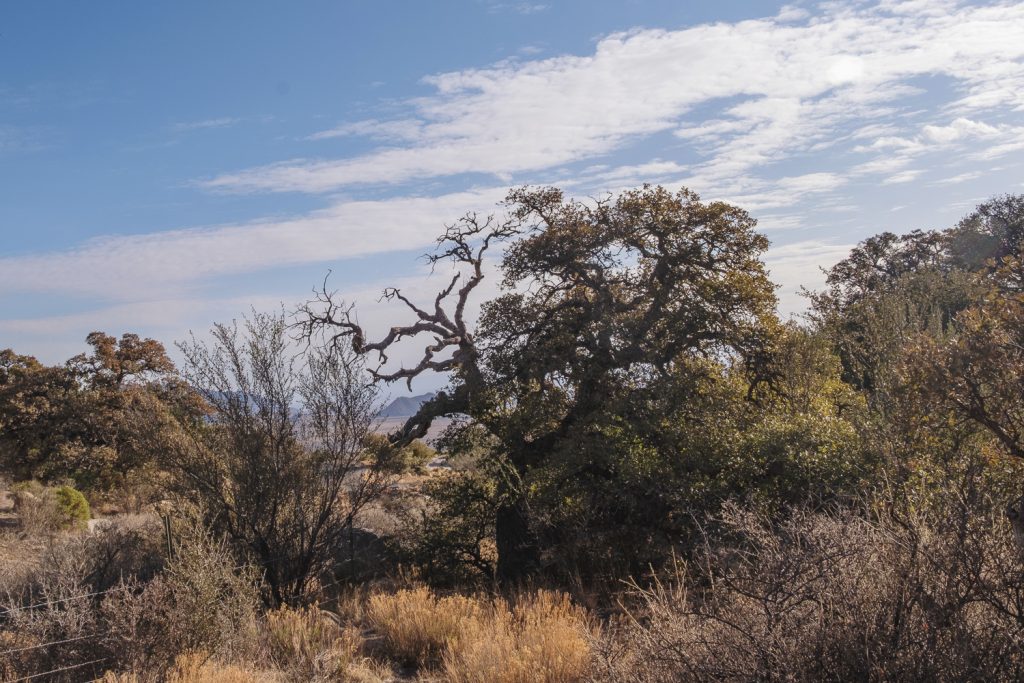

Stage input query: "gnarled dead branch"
[{"left": 296, "top": 212, "right": 519, "bottom": 445}]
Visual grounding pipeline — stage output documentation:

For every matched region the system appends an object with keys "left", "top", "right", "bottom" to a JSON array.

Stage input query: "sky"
[{"left": 1, "top": 0, "right": 1023, "bottom": 395}]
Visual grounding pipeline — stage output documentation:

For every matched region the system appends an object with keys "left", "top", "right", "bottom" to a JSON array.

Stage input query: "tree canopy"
[
  {"left": 302, "top": 185, "right": 788, "bottom": 580},
  {"left": 0, "top": 332, "right": 182, "bottom": 489}
]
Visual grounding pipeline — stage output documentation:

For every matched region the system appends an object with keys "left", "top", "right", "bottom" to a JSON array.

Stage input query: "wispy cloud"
[
  {"left": 0, "top": 188, "right": 506, "bottom": 300},
  {"left": 486, "top": 2, "right": 549, "bottom": 15},
  {"left": 0, "top": 123, "right": 53, "bottom": 154},
  {"left": 884, "top": 169, "right": 924, "bottom": 184},
  {"left": 199, "top": 1, "right": 1024, "bottom": 197},
  {"left": 306, "top": 118, "right": 424, "bottom": 142},
  {"left": 934, "top": 170, "right": 983, "bottom": 185},
  {"left": 171, "top": 117, "right": 241, "bottom": 133}
]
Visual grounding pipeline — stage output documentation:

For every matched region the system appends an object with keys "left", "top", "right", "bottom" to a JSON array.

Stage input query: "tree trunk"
[{"left": 495, "top": 493, "right": 540, "bottom": 583}]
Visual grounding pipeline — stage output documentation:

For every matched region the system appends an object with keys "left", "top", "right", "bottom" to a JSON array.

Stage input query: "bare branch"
[{"left": 297, "top": 211, "right": 520, "bottom": 396}]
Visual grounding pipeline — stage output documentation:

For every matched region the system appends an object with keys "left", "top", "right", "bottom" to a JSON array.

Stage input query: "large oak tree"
[{"left": 301, "top": 185, "right": 780, "bottom": 581}]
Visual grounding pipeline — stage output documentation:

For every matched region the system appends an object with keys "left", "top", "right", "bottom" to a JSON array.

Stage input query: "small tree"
[
  {"left": 171, "top": 310, "right": 388, "bottom": 605},
  {"left": 0, "top": 333, "right": 185, "bottom": 491}
]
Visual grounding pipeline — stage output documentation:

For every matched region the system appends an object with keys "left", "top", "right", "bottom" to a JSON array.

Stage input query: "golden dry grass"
[
  {"left": 366, "top": 586, "right": 479, "bottom": 668},
  {"left": 100, "top": 652, "right": 282, "bottom": 682},
  {"left": 264, "top": 605, "right": 361, "bottom": 679},
  {"left": 443, "top": 590, "right": 593, "bottom": 683},
  {"left": 365, "top": 586, "right": 593, "bottom": 682}
]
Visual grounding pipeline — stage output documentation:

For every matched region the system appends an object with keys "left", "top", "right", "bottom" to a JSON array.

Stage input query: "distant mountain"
[{"left": 379, "top": 392, "right": 436, "bottom": 418}]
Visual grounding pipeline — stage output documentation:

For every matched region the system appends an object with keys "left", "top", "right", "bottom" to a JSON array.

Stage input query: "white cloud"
[
  {"left": 922, "top": 117, "right": 1000, "bottom": 144},
  {"left": 755, "top": 214, "right": 805, "bottom": 231},
  {"left": 850, "top": 116, "right": 1024, "bottom": 186},
  {"left": 934, "top": 171, "right": 982, "bottom": 185},
  {"left": 0, "top": 261, "right": 501, "bottom": 388},
  {"left": 0, "top": 188, "right": 507, "bottom": 300},
  {"left": 680, "top": 172, "right": 845, "bottom": 213},
  {"left": 569, "top": 160, "right": 689, "bottom": 188},
  {"left": 765, "top": 239, "right": 855, "bottom": 316},
  {"left": 827, "top": 56, "right": 866, "bottom": 85},
  {"left": 306, "top": 119, "right": 424, "bottom": 142},
  {"left": 199, "top": 1, "right": 1024, "bottom": 195},
  {"left": 7, "top": 0, "right": 1024, "bottom": 360},
  {"left": 487, "top": 3, "right": 549, "bottom": 15},
  {"left": 883, "top": 169, "right": 923, "bottom": 184},
  {"left": 171, "top": 117, "right": 241, "bottom": 133}
]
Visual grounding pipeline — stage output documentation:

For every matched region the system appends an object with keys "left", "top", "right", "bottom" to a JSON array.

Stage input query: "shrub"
[
  {"left": 11, "top": 481, "right": 65, "bottom": 536},
  {"left": 171, "top": 311, "right": 390, "bottom": 605},
  {"left": 54, "top": 485, "right": 90, "bottom": 528},
  {"left": 100, "top": 523, "right": 263, "bottom": 673},
  {"left": 594, "top": 496, "right": 1024, "bottom": 683},
  {"left": 10, "top": 481, "right": 91, "bottom": 534},
  {"left": 396, "top": 470, "right": 499, "bottom": 585}
]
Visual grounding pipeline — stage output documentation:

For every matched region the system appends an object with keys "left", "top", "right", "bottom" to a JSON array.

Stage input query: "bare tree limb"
[{"left": 296, "top": 212, "right": 520, "bottom": 445}]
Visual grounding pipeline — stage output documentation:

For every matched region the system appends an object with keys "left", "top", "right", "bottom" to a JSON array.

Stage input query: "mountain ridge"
[{"left": 379, "top": 392, "right": 436, "bottom": 418}]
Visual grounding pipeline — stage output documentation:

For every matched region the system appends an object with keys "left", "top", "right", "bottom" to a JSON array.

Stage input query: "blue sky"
[{"left": 2, "top": 0, "right": 1023, "bottom": 394}]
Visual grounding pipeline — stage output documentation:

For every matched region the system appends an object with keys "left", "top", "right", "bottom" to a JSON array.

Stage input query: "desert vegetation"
[{"left": 2, "top": 186, "right": 1023, "bottom": 681}]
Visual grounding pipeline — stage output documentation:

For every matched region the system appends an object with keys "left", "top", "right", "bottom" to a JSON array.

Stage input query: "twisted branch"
[{"left": 296, "top": 212, "right": 520, "bottom": 445}]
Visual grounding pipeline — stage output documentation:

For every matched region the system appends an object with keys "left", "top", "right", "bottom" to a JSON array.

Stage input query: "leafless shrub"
[
  {"left": 172, "top": 310, "right": 391, "bottom": 605},
  {"left": 595, "top": 494, "right": 1024, "bottom": 683},
  {"left": 100, "top": 523, "right": 263, "bottom": 674},
  {"left": 0, "top": 519, "right": 259, "bottom": 681}
]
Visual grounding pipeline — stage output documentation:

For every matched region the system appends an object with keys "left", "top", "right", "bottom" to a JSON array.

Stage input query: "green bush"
[
  {"left": 53, "top": 485, "right": 90, "bottom": 529},
  {"left": 367, "top": 434, "right": 437, "bottom": 475}
]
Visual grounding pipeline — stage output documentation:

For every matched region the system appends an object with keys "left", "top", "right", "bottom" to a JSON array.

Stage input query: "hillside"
[{"left": 378, "top": 392, "right": 436, "bottom": 418}]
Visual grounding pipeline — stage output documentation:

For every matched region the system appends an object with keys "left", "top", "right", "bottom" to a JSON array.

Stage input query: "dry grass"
[
  {"left": 264, "top": 605, "right": 362, "bottom": 680},
  {"left": 366, "top": 586, "right": 479, "bottom": 668},
  {"left": 443, "top": 590, "right": 593, "bottom": 683},
  {"left": 100, "top": 652, "right": 283, "bottom": 682},
  {"left": 364, "top": 586, "right": 593, "bottom": 681}
]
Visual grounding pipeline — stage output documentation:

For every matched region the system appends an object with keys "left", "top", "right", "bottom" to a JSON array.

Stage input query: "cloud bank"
[
  {"left": 202, "top": 1, "right": 1024, "bottom": 196},
  {"left": 4, "top": 0, "right": 1023, "bottom": 365}
]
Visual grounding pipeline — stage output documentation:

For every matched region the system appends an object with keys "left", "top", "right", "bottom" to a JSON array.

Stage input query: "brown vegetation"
[{"left": 3, "top": 188, "right": 1024, "bottom": 681}]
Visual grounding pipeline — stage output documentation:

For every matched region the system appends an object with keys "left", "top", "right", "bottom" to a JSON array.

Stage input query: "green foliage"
[
  {"left": 811, "top": 194, "right": 1024, "bottom": 470},
  {"left": 404, "top": 470, "right": 501, "bottom": 584},
  {"left": 406, "top": 439, "right": 437, "bottom": 473},
  {"left": 520, "top": 328, "right": 870, "bottom": 580},
  {"left": 395, "top": 423, "right": 504, "bottom": 584},
  {"left": 53, "top": 485, "right": 90, "bottom": 528},
  {"left": 12, "top": 481, "right": 91, "bottom": 533},
  {"left": 368, "top": 433, "right": 437, "bottom": 474},
  {"left": 475, "top": 186, "right": 783, "bottom": 579},
  {"left": 0, "top": 332, "right": 187, "bottom": 491}
]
